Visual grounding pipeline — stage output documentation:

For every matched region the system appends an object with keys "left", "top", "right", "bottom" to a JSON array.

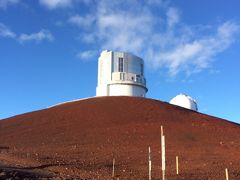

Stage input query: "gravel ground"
[{"left": 0, "top": 96, "right": 240, "bottom": 179}]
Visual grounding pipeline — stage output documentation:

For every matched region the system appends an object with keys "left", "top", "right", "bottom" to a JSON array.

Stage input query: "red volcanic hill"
[{"left": 0, "top": 96, "right": 240, "bottom": 179}]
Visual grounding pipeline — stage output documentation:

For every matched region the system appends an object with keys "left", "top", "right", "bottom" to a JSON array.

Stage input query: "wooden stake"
[
  {"left": 161, "top": 125, "right": 166, "bottom": 180},
  {"left": 161, "top": 135, "right": 165, "bottom": 180},
  {"left": 148, "top": 146, "right": 152, "bottom": 180},
  {"left": 112, "top": 158, "right": 115, "bottom": 178},
  {"left": 176, "top": 156, "right": 179, "bottom": 175},
  {"left": 225, "top": 168, "right": 229, "bottom": 180},
  {"left": 161, "top": 125, "right": 163, "bottom": 137}
]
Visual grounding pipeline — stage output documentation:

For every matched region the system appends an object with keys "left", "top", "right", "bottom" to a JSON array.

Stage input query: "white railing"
[{"left": 112, "top": 72, "right": 146, "bottom": 85}]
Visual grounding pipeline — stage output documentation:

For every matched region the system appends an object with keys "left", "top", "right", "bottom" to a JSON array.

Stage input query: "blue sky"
[{"left": 0, "top": 0, "right": 239, "bottom": 123}]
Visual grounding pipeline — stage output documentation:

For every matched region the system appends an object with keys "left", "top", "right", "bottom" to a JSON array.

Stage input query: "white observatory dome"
[
  {"left": 170, "top": 94, "right": 198, "bottom": 111},
  {"left": 96, "top": 50, "right": 147, "bottom": 97}
]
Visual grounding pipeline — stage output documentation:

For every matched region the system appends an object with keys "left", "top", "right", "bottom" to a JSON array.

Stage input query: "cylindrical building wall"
[{"left": 109, "top": 84, "right": 146, "bottom": 97}]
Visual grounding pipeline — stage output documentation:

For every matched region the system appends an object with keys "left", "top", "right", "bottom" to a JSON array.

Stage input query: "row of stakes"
[{"left": 111, "top": 125, "right": 230, "bottom": 180}]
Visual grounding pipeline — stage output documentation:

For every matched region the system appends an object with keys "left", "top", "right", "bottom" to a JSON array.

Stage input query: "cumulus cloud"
[
  {"left": 18, "top": 29, "right": 54, "bottom": 43},
  {"left": 152, "top": 21, "right": 240, "bottom": 76},
  {"left": 39, "top": 0, "right": 72, "bottom": 9},
  {"left": 68, "top": 14, "right": 95, "bottom": 28},
  {"left": 147, "top": 0, "right": 165, "bottom": 5},
  {"left": 69, "top": 0, "right": 240, "bottom": 76},
  {"left": 0, "top": 0, "right": 19, "bottom": 9},
  {"left": 76, "top": 50, "right": 96, "bottom": 61},
  {"left": 0, "top": 23, "right": 16, "bottom": 38},
  {"left": 97, "top": 13, "right": 152, "bottom": 52},
  {"left": 0, "top": 22, "right": 54, "bottom": 44},
  {"left": 166, "top": 7, "right": 180, "bottom": 28}
]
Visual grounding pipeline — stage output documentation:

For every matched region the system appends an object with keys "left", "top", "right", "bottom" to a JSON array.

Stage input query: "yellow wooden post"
[
  {"left": 148, "top": 146, "right": 152, "bottom": 180},
  {"left": 225, "top": 168, "right": 229, "bottom": 180},
  {"left": 176, "top": 156, "right": 179, "bottom": 175},
  {"left": 112, "top": 158, "right": 115, "bottom": 178},
  {"left": 161, "top": 125, "right": 165, "bottom": 180}
]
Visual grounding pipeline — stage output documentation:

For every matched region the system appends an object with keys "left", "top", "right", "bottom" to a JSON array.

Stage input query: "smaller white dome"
[{"left": 170, "top": 94, "right": 198, "bottom": 111}]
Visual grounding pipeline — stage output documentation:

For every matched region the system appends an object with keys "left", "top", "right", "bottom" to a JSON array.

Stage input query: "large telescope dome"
[
  {"left": 170, "top": 94, "right": 198, "bottom": 111},
  {"left": 96, "top": 50, "right": 147, "bottom": 97}
]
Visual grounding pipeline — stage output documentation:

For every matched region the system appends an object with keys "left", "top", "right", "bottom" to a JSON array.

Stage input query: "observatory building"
[
  {"left": 170, "top": 94, "right": 198, "bottom": 111},
  {"left": 96, "top": 50, "right": 148, "bottom": 97}
]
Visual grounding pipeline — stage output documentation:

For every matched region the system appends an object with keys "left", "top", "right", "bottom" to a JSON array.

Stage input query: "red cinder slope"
[{"left": 0, "top": 96, "right": 240, "bottom": 179}]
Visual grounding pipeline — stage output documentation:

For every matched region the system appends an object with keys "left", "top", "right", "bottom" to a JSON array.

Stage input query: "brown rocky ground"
[{"left": 0, "top": 96, "right": 240, "bottom": 179}]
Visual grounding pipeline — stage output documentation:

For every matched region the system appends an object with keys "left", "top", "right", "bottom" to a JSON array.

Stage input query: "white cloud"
[
  {"left": 0, "top": 0, "right": 19, "bottom": 9},
  {"left": 18, "top": 29, "right": 54, "bottom": 43},
  {"left": 68, "top": 14, "right": 95, "bottom": 28},
  {"left": 166, "top": 7, "right": 180, "bottom": 28},
  {"left": 76, "top": 50, "right": 96, "bottom": 61},
  {"left": 0, "top": 23, "right": 54, "bottom": 44},
  {"left": 80, "top": 33, "right": 96, "bottom": 43},
  {"left": 95, "top": 1, "right": 155, "bottom": 53},
  {"left": 147, "top": 0, "right": 165, "bottom": 5},
  {"left": 70, "top": 0, "right": 240, "bottom": 76},
  {"left": 39, "top": 0, "right": 72, "bottom": 9},
  {"left": 39, "top": 0, "right": 92, "bottom": 9},
  {"left": 0, "top": 23, "right": 16, "bottom": 38},
  {"left": 152, "top": 21, "right": 240, "bottom": 76}
]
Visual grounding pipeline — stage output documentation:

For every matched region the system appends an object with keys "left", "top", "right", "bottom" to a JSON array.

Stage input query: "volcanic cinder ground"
[{"left": 0, "top": 96, "right": 240, "bottom": 179}]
